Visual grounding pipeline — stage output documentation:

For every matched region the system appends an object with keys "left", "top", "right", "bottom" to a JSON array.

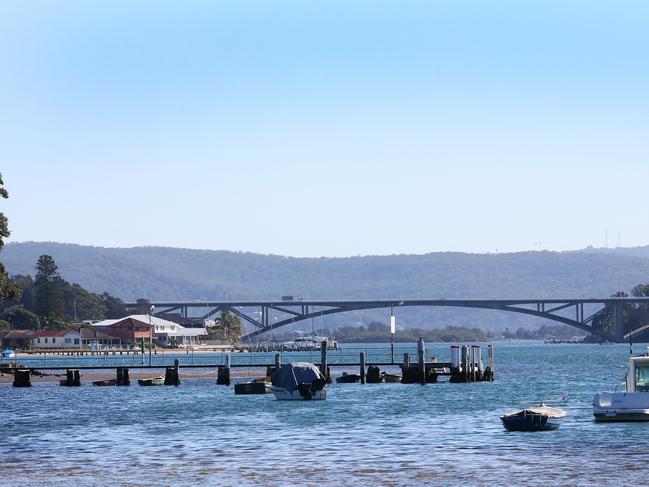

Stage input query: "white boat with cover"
[
  {"left": 593, "top": 354, "right": 649, "bottom": 422},
  {"left": 270, "top": 362, "right": 327, "bottom": 400}
]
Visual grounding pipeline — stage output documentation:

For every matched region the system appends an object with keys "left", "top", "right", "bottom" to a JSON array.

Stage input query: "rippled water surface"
[{"left": 1, "top": 342, "right": 647, "bottom": 486}]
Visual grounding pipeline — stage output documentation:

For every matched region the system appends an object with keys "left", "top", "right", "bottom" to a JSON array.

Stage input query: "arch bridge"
[{"left": 130, "top": 297, "right": 649, "bottom": 342}]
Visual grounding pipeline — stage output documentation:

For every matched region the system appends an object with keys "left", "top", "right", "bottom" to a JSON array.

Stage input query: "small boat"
[
  {"left": 93, "top": 379, "right": 117, "bottom": 387},
  {"left": 138, "top": 376, "right": 165, "bottom": 386},
  {"left": 381, "top": 372, "right": 402, "bottom": 383},
  {"left": 234, "top": 379, "right": 271, "bottom": 395},
  {"left": 335, "top": 372, "right": 360, "bottom": 384},
  {"left": 593, "top": 353, "right": 649, "bottom": 421},
  {"left": 501, "top": 403, "right": 566, "bottom": 431},
  {"left": 1, "top": 349, "right": 15, "bottom": 359},
  {"left": 271, "top": 362, "right": 327, "bottom": 400}
]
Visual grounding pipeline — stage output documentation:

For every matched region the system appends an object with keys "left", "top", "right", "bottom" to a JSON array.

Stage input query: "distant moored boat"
[{"left": 501, "top": 403, "right": 567, "bottom": 431}]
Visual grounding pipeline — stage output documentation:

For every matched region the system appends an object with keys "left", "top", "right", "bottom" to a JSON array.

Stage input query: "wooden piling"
[
  {"left": 61, "top": 369, "right": 81, "bottom": 386},
  {"left": 417, "top": 337, "right": 426, "bottom": 385},
  {"left": 320, "top": 340, "right": 328, "bottom": 381},
  {"left": 266, "top": 353, "right": 281, "bottom": 378},
  {"left": 360, "top": 352, "right": 366, "bottom": 384},
  {"left": 116, "top": 367, "right": 130, "bottom": 386},
  {"left": 13, "top": 369, "right": 31, "bottom": 387},
  {"left": 461, "top": 345, "right": 469, "bottom": 382},
  {"left": 403, "top": 352, "right": 410, "bottom": 369},
  {"left": 164, "top": 359, "right": 181, "bottom": 386},
  {"left": 217, "top": 354, "right": 231, "bottom": 385},
  {"left": 484, "top": 344, "right": 494, "bottom": 381}
]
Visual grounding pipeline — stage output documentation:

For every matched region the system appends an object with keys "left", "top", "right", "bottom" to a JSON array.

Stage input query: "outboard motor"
[
  {"left": 310, "top": 378, "right": 326, "bottom": 393},
  {"left": 297, "top": 382, "right": 314, "bottom": 400}
]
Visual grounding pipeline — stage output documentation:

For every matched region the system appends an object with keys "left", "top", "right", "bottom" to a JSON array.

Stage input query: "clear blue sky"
[{"left": 1, "top": 1, "right": 648, "bottom": 257}]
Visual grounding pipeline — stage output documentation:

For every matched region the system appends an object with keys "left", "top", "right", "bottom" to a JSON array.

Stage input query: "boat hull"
[
  {"left": 271, "top": 386, "right": 326, "bottom": 401},
  {"left": 593, "top": 392, "right": 649, "bottom": 422},
  {"left": 335, "top": 374, "right": 360, "bottom": 384},
  {"left": 234, "top": 381, "right": 271, "bottom": 395},
  {"left": 382, "top": 374, "right": 402, "bottom": 383},
  {"left": 501, "top": 414, "right": 559, "bottom": 431},
  {"left": 138, "top": 377, "right": 165, "bottom": 386},
  {"left": 594, "top": 412, "right": 649, "bottom": 422}
]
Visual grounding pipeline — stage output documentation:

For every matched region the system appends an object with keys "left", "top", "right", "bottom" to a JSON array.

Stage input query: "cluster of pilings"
[
  {"left": 11, "top": 361, "right": 180, "bottom": 387},
  {"left": 449, "top": 344, "right": 494, "bottom": 383}
]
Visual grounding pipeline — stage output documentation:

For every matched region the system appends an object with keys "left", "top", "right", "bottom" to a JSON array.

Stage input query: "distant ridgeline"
[{"left": 4, "top": 241, "right": 649, "bottom": 332}]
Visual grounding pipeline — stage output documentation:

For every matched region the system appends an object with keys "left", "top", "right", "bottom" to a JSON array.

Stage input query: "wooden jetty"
[{"left": 5, "top": 340, "right": 494, "bottom": 388}]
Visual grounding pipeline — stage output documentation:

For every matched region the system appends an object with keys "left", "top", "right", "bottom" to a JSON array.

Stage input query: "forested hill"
[{"left": 3, "top": 241, "right": 649, "bottom": 303}]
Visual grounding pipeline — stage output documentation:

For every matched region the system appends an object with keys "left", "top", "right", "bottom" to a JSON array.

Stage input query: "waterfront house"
[
  {"left": 33, "top": 329, "right": 81, "bottom": 349},
  {"left": 102, "top": 317, "right": 153, "bottom": 346},
  {"left": 80, "top": 327, "right": 123, "bottom": 349},
  {"left": 0, "top": 329, "right": 35, "bottom": 349},
  {"left": 92, "top": 314, "right": 207, "bottom": 347}
]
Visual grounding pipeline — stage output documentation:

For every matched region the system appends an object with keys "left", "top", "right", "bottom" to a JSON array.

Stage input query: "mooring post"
[
  {"left": 217, "top": 354, "right": 231, "bottom": 385},
  {"left": 474, "top": 345, "right": 483, "bottom": 381},
  {"left": 116, "top": 367, "right": 130, "bottom": 386},
  {"left": 62, "top": 369, "right": 81, "bottom": 386},
  {"left": 469, "top": 346, "right": 475, "bottom": 382},
  {"left": 450, "top": 345, "right": 460, "bottom": 380},
  {"left": 320, "top": 340, "right": 328, "bottom": 381},
  {"left": 13, "top": 369, "right": 31, "bottom": 387},
  {"left": 360, "top": 352, "right": 366, "bottom": 384},
  {"left": 417, "top": 337, "right": 426, "bottom": 385},
  {"left": 461, "top": 345, "right": 468, "bottom": 382},
  {"left": 486, "top": 344, "right": 494, "bottom": 381},
  {"left": 164, "top": 358, "right": 180, "bottom": 386},
  {"left": 403, "top": 352, "right": 410, "bottom": 369}
]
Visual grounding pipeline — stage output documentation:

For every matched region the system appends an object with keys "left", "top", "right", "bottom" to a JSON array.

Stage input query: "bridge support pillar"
[{"left": 613, "top": 301, "right": 625, "bottom": 342}]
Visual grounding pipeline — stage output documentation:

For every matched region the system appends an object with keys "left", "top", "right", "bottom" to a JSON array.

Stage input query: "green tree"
[
  {"left": 208, "top": 310, "right": 242, "bottom": 343},
  {"left": 101, "top": 292, "right": 128, "bottom": 318},
  {"left": 34, "top": 255, "right": 65, "bottom": 323},
  {"left": 131, "top": 298, "right": 152, "bottom": 315},
  {"left": 0, "top": 174, "right": 20, "bottom": 302},
  {"left": 7, "top": 275, "right": 35, "bottom": 311},
  {"left": 0, "top": 305, "right": 40, "bottom": 329},
  {"left": 62, "top": 283, "right": 107, "bottom": 321}
]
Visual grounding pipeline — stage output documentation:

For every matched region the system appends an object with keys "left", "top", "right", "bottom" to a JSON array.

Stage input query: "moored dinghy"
[
  {"left": 138, "top": 376, "right": 165, "bottom": 386},
  {"left": 335, "top": 372, "right": 360, "bottom": 384},
  {"left": 271, "top": 362, "right": 327, "bottom": 400},
  {"left": 501, "top": 402, "right": 567, "bottom": 431}
]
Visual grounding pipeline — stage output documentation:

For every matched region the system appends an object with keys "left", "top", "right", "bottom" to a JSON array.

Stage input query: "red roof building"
[
  {"left": 0, "top": 329, "right": 34, "bottom": 349},
  {"left": 104, "top": 317, "right": 153, "bottom": 345}
]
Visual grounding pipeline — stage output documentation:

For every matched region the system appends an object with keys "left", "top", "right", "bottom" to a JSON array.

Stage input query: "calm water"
[{"left": 1, "top": 342, "right": 646, "bottom": 486}]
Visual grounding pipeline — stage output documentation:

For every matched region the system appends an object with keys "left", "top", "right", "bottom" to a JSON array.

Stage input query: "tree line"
[{"left": 0, "top": 254, "right": 128, "bottom": 330}]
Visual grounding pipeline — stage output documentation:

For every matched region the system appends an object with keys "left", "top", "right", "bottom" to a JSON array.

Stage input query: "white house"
[
  {"left": 91, "top": 314, "right": 207, "bottom": 347},
  {"left": 33, "top": 329, "right": 81, "bottom": 349}
]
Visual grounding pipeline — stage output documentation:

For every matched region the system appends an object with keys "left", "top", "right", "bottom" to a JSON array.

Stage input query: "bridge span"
[{"left": 127, "top": 297, "right": 649, "bottom": 342}]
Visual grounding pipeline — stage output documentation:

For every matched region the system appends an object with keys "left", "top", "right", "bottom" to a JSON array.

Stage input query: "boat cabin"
[{"left": 627, "top": 356, "right": 649, "bottom": 393}]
